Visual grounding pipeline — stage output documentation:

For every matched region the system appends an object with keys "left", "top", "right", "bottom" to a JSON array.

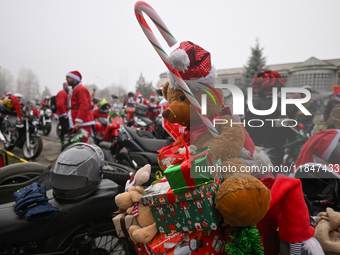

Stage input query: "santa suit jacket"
[
  {"left": 56, "top": 89, "right": 69, "bottom": 118},
  {"left": 68, "top": 84, "right": 94, "bottom": 128},
  {"left": 135, "top": 97, "right": 148, "bottom": 106}
]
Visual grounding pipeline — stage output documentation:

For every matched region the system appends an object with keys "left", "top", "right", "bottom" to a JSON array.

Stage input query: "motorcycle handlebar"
[{"left": 283, "top": 136, "right": 308, "bottom": 149}]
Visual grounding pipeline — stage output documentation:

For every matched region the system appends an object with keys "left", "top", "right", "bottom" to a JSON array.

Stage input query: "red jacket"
[
  {"left": 4, "top": 95, "right": 22, "bottom": 123},
  {"left": 69, "top": 84, "right": 94, "bottom": 127},
  {"left": 56, "top": 89, "right": 69, "bottom": 117}
]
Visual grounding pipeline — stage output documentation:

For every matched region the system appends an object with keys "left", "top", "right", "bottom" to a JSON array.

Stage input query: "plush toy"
[
  {"left": 114, "top": 164, "right": 158, "bottom": 244},
  {"left": 315, "top": 207, "right": 340, "bottom": 254},
  {"left": 161, "top": 41, "right": 271, "bottom": 229}
]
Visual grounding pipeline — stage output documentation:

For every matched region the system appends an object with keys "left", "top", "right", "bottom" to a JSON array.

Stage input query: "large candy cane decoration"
[{"left": 134, "top": 1, "right": 219, "bottom": 138}]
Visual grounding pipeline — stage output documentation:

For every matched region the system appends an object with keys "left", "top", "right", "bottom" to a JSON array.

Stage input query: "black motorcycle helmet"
[{"left": 49, "top": 143, "right": 104, "bottom": 201}]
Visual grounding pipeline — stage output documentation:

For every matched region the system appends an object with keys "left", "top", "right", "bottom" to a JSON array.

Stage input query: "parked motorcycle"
[
  {"left": 37, "top": 105, "right": 52, "bottom": 136},
  {"left": 93, "top": 105, "right": 124, "bottom": 149},
  {"left": 0, "top": 148, "right": 136, "bottom": 254},
  {"left": 132, "top": 113, "right": 173, "bottom": 140},
  {"left": 112, "top": 126, "right": 172, "bottom": 184},
  {"left": 0, "top": 106, "right": 43, "bottom": 160},
  {"left": 125, "top": 102, "right": 147, "bottom": 127}
]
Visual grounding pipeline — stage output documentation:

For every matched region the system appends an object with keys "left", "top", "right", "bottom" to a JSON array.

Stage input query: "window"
[
  {"left": 235, "top": 79, "right": 241, "bottom": 85},
  {"left": 222, "top": 79, "right": 229, "bottom": 84}
]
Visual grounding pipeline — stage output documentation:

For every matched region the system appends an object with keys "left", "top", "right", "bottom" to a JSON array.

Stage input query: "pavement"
[{"left": 0, "top": 136, "right": 62, "bottom": 166}]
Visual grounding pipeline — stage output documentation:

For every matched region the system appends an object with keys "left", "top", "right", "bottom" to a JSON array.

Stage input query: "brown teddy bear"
[
  {"left": 161, "top": 41, "right": 271, "bottom": 228},
  {"left": 114, "top": 164, "right": 158, "bottom": 244}
]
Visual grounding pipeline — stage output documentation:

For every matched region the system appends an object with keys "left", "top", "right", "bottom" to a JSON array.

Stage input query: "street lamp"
[{"left": 95, "top": 76, "right": 104, "bottom": 89}]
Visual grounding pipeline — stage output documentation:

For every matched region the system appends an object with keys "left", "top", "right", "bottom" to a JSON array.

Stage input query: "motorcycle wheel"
[
  {"left": 56, "top": 123, "right": 62, "bottom": 138},
  {"left": 43, "top": 123, "right": 52, "bottom": 136},
  {"left": 22, "top": 135, "right": 43, "bottom": 160},
  {"left": 1, "top": 125, "right": 16, "bottom": 151},
  {"left": 61, "top": 218, "right": 136, "bottom": 255}
]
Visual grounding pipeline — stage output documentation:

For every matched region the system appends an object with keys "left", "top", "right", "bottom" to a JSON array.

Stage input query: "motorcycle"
[
  {"left": 125, "top": 102, "right": 147, "bottom": 127},
  {"left": 93, "top": 104, "right": 124, "bottom": 147},
  {"left": 0, "top": 160, "right": 137, "bottom": 255},
  {"left": 112, "top": 126, "right": 172, "bottom": 184},
  {"left": 0, "top": 106, "right": 43, "bottom": 160},
  {"left": 132, "top": 113, "right": 173, "bottom": 140},
  {"left": 37, "top": 105, "right": 52, "bottom": 136}
]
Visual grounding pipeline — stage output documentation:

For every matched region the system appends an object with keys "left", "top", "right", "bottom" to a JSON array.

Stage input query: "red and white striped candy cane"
[{"left": 134, "top": 1, "right": 219, "bottom": 138}]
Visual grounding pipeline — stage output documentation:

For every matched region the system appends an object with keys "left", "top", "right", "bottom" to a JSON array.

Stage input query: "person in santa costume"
[
  {"left": 135, "top": 92, "right": 148, "bottom": 106},
  {"left": 145, "top": 93, "right": 160, "bottom": 121},
  {"left": 56, "top": 82, "right": 70, "bottom": 142},
  {"left": 2, "top": 91, "right": 22, "bottom": 124},
  {"left": 66, "top": 71, "right": 94, "bottom": 143}
]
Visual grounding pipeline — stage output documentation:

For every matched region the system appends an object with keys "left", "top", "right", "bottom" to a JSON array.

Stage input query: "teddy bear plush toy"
[
  {"left": 114, "top": 164, "right": 158, "bottom": 244},
  {"left": 161, "top": 41, "right": 271, "bottom": 229}
]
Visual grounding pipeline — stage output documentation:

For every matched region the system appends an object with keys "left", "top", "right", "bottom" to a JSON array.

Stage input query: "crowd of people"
[{"left": 1, "top": 68, "right": 339, "bottom": 166}]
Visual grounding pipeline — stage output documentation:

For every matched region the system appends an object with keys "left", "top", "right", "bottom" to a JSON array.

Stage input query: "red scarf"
[{"left": 183, "top": 113, "right": 223, "bottom": 145}]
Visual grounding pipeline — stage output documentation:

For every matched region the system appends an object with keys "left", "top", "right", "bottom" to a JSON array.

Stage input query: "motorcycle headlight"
[
  {"left": 45, "top": 109, "right": 52, "bottom": 117},
  {"left": 32, "top": 120, "right": 38, "bottom": 126}
]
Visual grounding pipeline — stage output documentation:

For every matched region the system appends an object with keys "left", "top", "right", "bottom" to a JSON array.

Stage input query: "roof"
[{"left": 294, "top": 56, "right": 334, "bottom": 68}]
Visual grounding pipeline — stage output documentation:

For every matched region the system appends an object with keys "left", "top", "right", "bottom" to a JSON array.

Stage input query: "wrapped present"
[
  {"left": 164, "top": 144, "right": 218, "bottom": 194},
  {"left": 157, "top": 141, "right": 183, "bottom": 170},
  {"left": 112, "top": 212, "right": 140, "bottom": 238},
  {"left": 133, "top": 229, "right": 225, "bottom": 255},
  {"left": 141, "top": 175, "right": 222, "bottom": 234}
]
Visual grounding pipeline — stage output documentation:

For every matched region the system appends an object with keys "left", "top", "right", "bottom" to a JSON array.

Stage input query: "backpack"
[{"left": 50, "top": 96, "right": 57, "bottom": 113}]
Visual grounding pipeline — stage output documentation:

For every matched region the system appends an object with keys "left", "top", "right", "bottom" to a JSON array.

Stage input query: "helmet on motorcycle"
[
  {"left": 251, "top": 70, "right": 285, "bottom": 98},
  {"left": 49, "top": 143, "right": 105, "bottom": 201}
]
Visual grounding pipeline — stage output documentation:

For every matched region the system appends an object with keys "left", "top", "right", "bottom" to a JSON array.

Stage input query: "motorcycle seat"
[
  {"left": 138, "top": 116, "right": 154, "bottom": 126},
  {"left": 125, "top": 127, "right": 171, "bottom": 153},
  {"left": 0, "top": 179, "right": 119, "bottom": 243},
  {"left": 98, "top": 117, "right": 108, "bottom": 127}
]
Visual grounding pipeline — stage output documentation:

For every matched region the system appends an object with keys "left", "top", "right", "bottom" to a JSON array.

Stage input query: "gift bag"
[
  {"left": 141, "top": 177, "right": 222, "bottom": 234},
  {"left": 112, "top": 212, "right": 140, "bottom": 238}
]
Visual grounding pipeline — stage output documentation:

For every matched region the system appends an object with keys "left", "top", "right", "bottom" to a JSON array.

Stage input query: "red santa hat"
[
  {"left": 150, "top": 93, "right": 155, "bottom": 99},
  {"left": 270, "top": 174, "right": 315, "bottom": 243},
  {"left": 4, "top": 91, "right": 12, "bottom": 96},
  {"left": 136, "top": 92, "right": 142, "bottom": 97},
  {"left": 167, "top": 41, "right": 216, "bottom": 91},
  {"left": 333, "top": 85, "right": 340, "bottom": 97},
  {"left": 66, "top": 71, "right": 82, "bottom": 82},
  {"left": 295, "top": 129, "right": 340, "bottom": 169}
]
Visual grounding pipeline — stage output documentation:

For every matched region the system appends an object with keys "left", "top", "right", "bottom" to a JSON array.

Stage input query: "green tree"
[
  {"left": 0, "top": 68, "right": 13, "bottom": 97},
  {"left": 17, "top": 68, "right": 40, "bottom": 101},
  {"left": 242, "top": 38, "right": 267, "bottom": 90},
  {"left": 135, "top": 73, "right": 154, "bottom": 99},
  {"left": 42, "top": 86, "right": 52, "bottom": 97}
]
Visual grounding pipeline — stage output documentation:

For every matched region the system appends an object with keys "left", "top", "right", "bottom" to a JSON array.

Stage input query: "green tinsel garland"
[{"left": 225, "top": 225, "right": 264, "bottom": 255}]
